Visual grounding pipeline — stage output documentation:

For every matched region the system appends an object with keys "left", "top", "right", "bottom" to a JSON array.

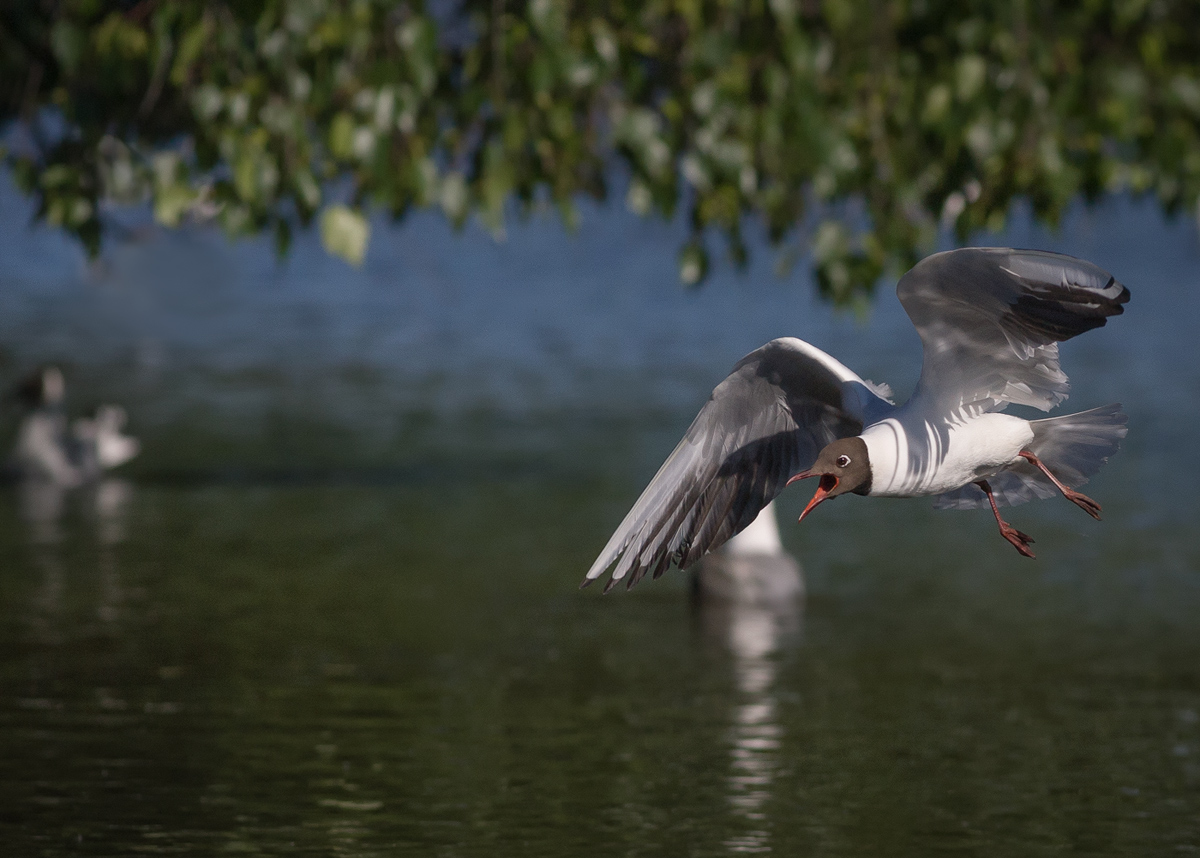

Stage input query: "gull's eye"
[{"left": 836, "top": 454, "right": 851, "bottom": 468}]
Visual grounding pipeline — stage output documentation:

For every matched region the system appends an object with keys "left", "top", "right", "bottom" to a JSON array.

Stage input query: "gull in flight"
[{"left": 584, "top": 247, "right": 1129, "bottom": 592}]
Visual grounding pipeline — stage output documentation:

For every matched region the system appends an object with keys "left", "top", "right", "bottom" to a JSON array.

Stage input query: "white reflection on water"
[
  {"left": 693, "top": 515, "right": 803, "bottom": 855},
  {"left": 20, "top": 478, "right": 68, "bottom": 646},
  {"left": 18, "top": 476, "right": 134, "bottom": 641},
  {"left": 89, "top": 479, "right": 134, "bottom": 627},
  {"left": 90, "top": 478, "right": 134, "bottom": 548}
]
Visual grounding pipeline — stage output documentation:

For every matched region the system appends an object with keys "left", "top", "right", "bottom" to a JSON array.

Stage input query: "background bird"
[{"left": 9, "top": 366, "right": 141, "bottom": 486}]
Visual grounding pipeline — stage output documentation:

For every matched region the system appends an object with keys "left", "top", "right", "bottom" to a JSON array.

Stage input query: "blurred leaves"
[
  {"left": 320, "top": 204, "right": 369, "bottom": 265},
  {"left": 2, "top": 0, "right": 1200, "bottom": 300}
]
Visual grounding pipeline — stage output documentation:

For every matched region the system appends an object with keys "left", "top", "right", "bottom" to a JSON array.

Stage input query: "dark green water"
[
  {"left": 2, "top": 467, "right": 1199, "bottom": 855},
  {"left": 1, "top": 188, "right": 1199, "bottom": 854}
]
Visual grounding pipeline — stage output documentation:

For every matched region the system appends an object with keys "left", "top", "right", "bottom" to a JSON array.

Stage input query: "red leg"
[
  {"left": 1018, "top": 451, "right": 1102, "bottom": 520},
  {"left": 977, "top": 480, "right": 1036, "bottom": 558}
]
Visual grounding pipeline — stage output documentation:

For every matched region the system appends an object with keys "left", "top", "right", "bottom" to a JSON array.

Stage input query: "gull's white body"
[{"left": 861, "top": 411, "right": 1035, "bottom": 498}]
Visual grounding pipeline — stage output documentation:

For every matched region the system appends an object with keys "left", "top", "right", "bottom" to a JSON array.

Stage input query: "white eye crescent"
[{"left": 836, "top": 455, "right": 851, "bottom": 468}]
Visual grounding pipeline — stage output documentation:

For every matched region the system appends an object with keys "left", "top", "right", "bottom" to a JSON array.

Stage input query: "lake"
[{"left": 1, "top": 182, "right": 1199, "bottom": 855}]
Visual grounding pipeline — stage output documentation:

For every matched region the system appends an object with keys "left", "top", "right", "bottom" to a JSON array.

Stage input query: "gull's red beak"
[{"left": 787, "top": 471, "right": 839, "bottom": 522}]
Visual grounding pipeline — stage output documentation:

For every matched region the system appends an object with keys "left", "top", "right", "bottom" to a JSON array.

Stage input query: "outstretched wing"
[
  {"left": 898, "top": 248, "right": 1129, "bottom": 413},
  {"left": 582, "top": 337, "right": 894, "bottom": 592}
]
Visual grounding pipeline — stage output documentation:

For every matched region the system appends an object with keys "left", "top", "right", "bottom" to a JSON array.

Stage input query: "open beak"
[{"left": 787, "top": 471, "right": 839, "bottom": 522}]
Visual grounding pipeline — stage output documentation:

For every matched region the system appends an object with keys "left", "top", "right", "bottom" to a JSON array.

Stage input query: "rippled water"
[{"left": 2, "top": 182, "right": 1199, "bottom": 855}]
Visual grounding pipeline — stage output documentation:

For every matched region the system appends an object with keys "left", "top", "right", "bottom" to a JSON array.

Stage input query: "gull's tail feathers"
[{"left": 934, "top": 404, "right": 1127, "bottom": 510}]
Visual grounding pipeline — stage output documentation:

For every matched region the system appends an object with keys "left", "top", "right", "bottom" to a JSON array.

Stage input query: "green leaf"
[
  {"left": 320, "top": 205, "right": 370, "bottom": 266},
  {"left": 172, "top": 16, "right": 212, "bottom": 85},
  {"left": 329, "top": 113, "right": 356, "bottom": 161},
  {"left": 51, "top": 22, "right": 85, "bottom": 74},
  {"left": 154, "top": 183, "right": 196, "bottom": 227},
  {"left": 294, "top": 170, "right": 322, "bottom": 214},
  {"left": 93, "top": 13, "right": 149, "bottom": 59},
  {"left": 678, "top": 240, "right": 708, "bottom": 286},
  {"left": 274, "top": 218, "right": 293, "bottom": 256}
]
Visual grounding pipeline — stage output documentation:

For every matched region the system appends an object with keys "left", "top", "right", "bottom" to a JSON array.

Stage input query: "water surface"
[{"left": 1, "top": 187, "right": 1199, "bottom": 855}]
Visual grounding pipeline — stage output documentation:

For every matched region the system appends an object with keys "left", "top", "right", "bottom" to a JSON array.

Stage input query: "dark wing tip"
[
  {"left": 1099, "top": 275, "right": 1131, "bottom": 311},
  {"left": 1002, "top": 256, "right": 1130, "bottom": 341}
]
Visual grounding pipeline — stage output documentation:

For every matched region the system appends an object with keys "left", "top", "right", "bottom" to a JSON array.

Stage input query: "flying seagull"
[{"left": 583, "top": 247, "right": 1129, "bottom": 592}]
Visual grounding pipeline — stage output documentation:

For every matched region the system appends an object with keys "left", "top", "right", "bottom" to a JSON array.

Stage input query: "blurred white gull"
[
  {"left": 692, "top": 501, "right": 803, "bottom": 604},
  {"left": 73, "top": 405, "right": 141, "bottom": 472},
  {"left": 10, "top": 367, "right": 140, "bottom": 486}
]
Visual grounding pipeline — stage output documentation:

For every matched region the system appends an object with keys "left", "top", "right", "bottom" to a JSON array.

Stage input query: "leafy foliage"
[{"left": 3, "top": 0, "right": 1200, "bottom": 301}]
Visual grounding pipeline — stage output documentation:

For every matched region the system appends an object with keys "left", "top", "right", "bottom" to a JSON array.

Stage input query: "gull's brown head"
[{"left": 787, "top": 437, "right": 871, "bottom": 521}]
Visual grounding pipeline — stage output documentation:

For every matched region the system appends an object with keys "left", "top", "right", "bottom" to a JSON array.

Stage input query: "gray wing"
[
  {"left": 582, "top": 338, "right": 893, "bottom": 592},
  {"left": 898, "top": 248, "right": 1129, "bottom": 413}
]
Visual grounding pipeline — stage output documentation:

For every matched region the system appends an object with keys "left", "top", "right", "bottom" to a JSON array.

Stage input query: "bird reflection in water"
[
  {"left": 19, "top": 476, "right": 136, "bottom": 643},
  {"left": 692, "top": 501, "right": 802, "bottom": 854}
]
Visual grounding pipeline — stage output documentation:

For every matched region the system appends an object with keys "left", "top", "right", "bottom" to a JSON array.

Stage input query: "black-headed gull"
[{"left": 584, "top": 247, "right": 1129, "bottom": 591}]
